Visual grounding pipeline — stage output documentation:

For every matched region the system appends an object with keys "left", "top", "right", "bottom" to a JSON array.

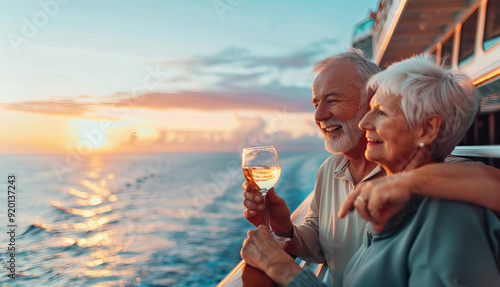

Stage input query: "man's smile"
[{"left": 319, "top": 122, "right": 342, "bottom": 134}]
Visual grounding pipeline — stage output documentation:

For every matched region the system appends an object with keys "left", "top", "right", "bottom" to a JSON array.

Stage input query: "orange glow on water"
[
  {"left": 77, "top": 231, "right": 114, "bottom": 247},
  {"left": 51, "top": 201, "right": 112, "bottom": 218},
  {"left": 75, "top": 195, "right": 104, "bottom": 206},
  {"left": 84, "top": 269, "right": 113, "bottom": 277},
  {"left": 33, "top": 220, "right": 52, "bottom": 232},
  {"left": 23, "top": 153, "right": 149, "bottom": 284},
  {"left": 80, "top": 179, "right": 111, "bottom": 197},
  {"left": 63, "top": 238, "right": 76, "bottom": 246},
  {"left": 86, "top": 255, "right": 121, "bottom": 267},
  {"left": 83, "top": 269, "right": 134, "bottom": 277},
  {"left": 72, "top": 217, "right": 110, "bottom": 231},
  {"left": 68, "top": 188, "right": 90, "bottom": 198}
]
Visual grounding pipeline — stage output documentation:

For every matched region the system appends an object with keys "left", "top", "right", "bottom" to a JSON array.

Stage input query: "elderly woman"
[
  {"left": 241, "top": 55, "right": 500, "bottom": 286},
  {"left": 341, "top": 54, "right": 500, "bottom": 286}
]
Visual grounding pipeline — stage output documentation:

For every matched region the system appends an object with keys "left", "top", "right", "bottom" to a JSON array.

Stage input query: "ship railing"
[{"left": 451, "top": 145, "right": 500, "bottom": 159}]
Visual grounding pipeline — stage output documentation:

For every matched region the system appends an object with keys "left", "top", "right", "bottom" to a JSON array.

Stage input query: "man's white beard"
[{"left": 324, "top": 109, "right": 366, "bottom": 154}]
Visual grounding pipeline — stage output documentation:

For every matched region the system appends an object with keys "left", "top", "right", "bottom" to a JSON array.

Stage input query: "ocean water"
[{"left": 0, "top": 152, "right": 329, "bottom": 286}]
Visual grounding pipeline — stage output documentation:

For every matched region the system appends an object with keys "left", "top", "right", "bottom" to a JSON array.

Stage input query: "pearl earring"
[{"left": 419, "top": 142, "right": 425, "bottom": 148}]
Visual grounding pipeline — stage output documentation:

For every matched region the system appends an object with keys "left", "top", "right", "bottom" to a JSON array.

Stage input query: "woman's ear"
[{"left": 419, "top": 114, "right": 442, "bottom": 144}]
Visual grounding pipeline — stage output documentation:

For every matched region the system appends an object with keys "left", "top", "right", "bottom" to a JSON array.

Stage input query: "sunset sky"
[{"left": 0, "top": 0, "right": 378, "bottom": 154}]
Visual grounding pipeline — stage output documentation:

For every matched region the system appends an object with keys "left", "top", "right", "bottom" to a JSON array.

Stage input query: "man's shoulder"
[
  {"left": 312, "top": 154, "right": 346, "bottom": 192},
  {"left": 318, "top": 154, "right": 346, "bottom": 172}
]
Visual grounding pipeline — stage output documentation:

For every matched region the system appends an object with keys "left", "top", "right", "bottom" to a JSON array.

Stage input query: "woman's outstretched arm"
[{"left": 339, "top": 162, "right": 500, "bottom": 231}]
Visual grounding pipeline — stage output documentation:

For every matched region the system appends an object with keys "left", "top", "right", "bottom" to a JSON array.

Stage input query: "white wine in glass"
[
  {"left": 242, "top": 145, "right": 289, "bottom": 241},
  {"left": 242, "top": 165, "right": 281, "bottom": 192}
]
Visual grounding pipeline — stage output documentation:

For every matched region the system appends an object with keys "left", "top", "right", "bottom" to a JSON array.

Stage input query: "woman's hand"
[
  {"left": 338, "top": 173, "right": 412, "bottom": 232},
  {"left": 241, "top": 225, "right": 302, "bottom": 286},
  {"left": 338, "top": 149, "right": 425, "bottom": 232}
]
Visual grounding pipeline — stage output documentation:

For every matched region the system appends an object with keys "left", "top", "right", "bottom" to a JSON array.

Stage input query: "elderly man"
[{"left": 242, "top": 49, "right": 500, "bottom": 286}]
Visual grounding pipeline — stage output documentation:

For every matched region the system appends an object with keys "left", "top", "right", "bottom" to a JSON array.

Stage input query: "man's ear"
[{"left": 419, "top": 114, "right": 442, "bottom": 144}]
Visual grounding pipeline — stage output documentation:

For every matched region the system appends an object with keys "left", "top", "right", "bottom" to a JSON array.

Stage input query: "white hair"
[
  {"left": 313, "top": 48, "right": 381, "bottom": 106},
  {"left": 367, "top": 54, "right": 479, "bottom": 161}
]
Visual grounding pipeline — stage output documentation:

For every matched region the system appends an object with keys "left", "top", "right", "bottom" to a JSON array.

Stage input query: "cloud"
[
  {"left": 227, "top": 114, "right": 267, "bottom": 146},
  {"left": 3, "top": 88, "right": 312, "bottom": 116},
  {"left": 108, "top": 90, "right": 311, "bottom": 112},
  {"left": 3, "top": 37, "right": 341, "bottom": 116},
  {"left": 3, "top": 100, "right": 93, "bottom": 116},
  {"left": 162, "top": 38, "right": 344, "bottom": 104},
  {"left": 161, "top": 37, "right": 343, "bottom": 95},
  {"left": 188, "top": 46, "right": 315, "bottom": 70},
  {"left": 183, "top": 38, "right": 341, "bottom": 70},
  {"left": 116, "top": 113, "right": 323, "bottom": 153}
]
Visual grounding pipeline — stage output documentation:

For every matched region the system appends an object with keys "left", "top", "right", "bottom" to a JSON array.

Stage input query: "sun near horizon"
[{"left": 0, "top": 105, "right": 320, "bottom": 155}]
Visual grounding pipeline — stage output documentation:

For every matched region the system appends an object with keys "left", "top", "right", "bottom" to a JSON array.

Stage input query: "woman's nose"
[{"left": 359, "top": 111, "right": 373, "bottom": 131}]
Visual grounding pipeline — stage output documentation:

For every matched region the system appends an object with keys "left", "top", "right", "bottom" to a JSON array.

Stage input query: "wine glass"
[{"left": 242, "top": 145, "right": 289, "bottom": 241}]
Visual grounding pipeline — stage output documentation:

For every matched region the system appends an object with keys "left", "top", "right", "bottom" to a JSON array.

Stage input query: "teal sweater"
[
  {"left": 344, "top": 197, "right": 500, "bottom": 286},
  {"left": 289, "top": 197, "right": 500, "bottom": 286}
]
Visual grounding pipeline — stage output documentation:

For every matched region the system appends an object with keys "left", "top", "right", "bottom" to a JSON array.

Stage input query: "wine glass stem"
[{"left": 261, "top": 191, "right": 273, "bottom": 232}]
